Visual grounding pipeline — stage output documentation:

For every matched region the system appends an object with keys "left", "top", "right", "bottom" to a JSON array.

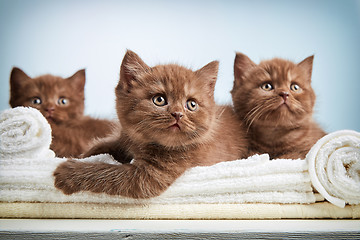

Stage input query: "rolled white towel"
[
  {"left": 0, "top": 107, "right": 55, "bottom": 159},
  {"left": 306, "top": 130, "right": 360, "bottom": 208}
]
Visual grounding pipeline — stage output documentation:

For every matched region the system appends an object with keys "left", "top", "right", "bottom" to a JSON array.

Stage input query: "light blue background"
[{"left": 0, "top": 0, "right": 359, "bottom": 132}]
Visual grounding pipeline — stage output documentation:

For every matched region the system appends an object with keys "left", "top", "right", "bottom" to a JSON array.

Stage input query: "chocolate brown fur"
[
  {"left": 53, "top": 50, "right": 247, "bottom": 198},
  {"left": 9, "top": 68, "right": 116, "bottom": 157},
  {"left": 231, "top": 53, "right": 326, "bottom": 159}
]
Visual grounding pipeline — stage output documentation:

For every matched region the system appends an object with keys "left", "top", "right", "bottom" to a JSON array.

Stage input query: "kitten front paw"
[{"left": 53, "top": 159, "right": 82, "bottom": 195}]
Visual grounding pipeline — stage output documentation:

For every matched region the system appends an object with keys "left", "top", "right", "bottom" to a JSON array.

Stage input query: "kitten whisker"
[
  {"left": 291, "top": 99, "right": 306, "bottom": 114},
  {"left": 246, "top": 107, "right": 264, "bottom": 132},
  {"left": 244, "top": 97, "right": 278, "bottom": 131},
  {"left": 181, "top": 118, "right": 197, "bottom": 131},
  {"left": 244, "top": 103, "right": 262, "bottom": 125}
]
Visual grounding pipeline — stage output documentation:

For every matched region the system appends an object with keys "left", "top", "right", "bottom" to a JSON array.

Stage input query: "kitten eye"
[
  {"left": 261, "top": 83, "right": 274, "bottom": 91},
  {"left": 31, "top": 97, "right": 42, "bottom": 105},
  {"left": 58, "top": 97, "right": 69, "bottom": 105},
  {"left": 290, "top": 83, "right": 301, "bottom": 92},
  {"left": 186, "top": 100, "right": 198, "bottom": 111},
  {"left": 152, "top": 95, "right": 167, "bottom": 106}
]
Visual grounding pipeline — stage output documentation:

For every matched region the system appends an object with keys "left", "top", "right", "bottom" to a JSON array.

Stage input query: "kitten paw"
[{"left": 53, "top": 159, "right": 82, "bottom": 195}]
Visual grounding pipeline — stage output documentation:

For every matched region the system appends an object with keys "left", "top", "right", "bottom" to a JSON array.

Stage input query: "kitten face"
[
  {"left": 231, "top": 53, "right": 316, "bottom": 128},
  {"left": 116, "top": 50, "right": 219, "bottom": 148},
  {"left": 10, "top": 68, "right": 85, "bottom": 124}
]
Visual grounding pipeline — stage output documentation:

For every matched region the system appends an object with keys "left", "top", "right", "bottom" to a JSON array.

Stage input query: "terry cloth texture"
[
  {"left": 0, "top": 107, "right": 54, "bottom": 159},
  {"left": 307, "top": 130, "right": 360, "bottom": 208},
  {"left": 0, "top": 153, "right": 319, "bottom": 205},
  {"left": 0, "top": 107, "right": 359, "bottom": 219}
]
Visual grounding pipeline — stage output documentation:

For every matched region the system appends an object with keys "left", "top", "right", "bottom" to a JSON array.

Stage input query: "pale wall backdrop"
[{"left": 0, "top": 0, "right": 359, "bottom": 132}]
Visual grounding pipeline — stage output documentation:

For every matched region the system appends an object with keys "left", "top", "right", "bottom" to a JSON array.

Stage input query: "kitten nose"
[
  {"left": 46, "top": 107, "right": 55, "bottom": 113},
  {"left": 279, "top": 91, "right": 289, "bottom": 102},
  {"left": 171, "top": 112, "right": 183, "bottom": 121}
]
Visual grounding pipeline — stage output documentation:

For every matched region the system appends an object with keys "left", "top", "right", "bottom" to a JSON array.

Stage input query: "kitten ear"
[
  {"left": 118, "top": 50, "right": 150, "bottom": 92},
  {"left": 10, "top": 67, "right": 31, "bottom": 88},
  {"left": 67, "top": 69, "right": 86, "bottom": 92},
  {"left": 234, "top": 52, "right": 256, "bottom": 87},
  {"left": 298, "top": 55, "right": 314, "bottom": 82},
  {"left": 195, "top": 60, "right": 219, "bottom": 92},
  {"left": 9, "top": 67, "right": 31, "bottom": 107}
]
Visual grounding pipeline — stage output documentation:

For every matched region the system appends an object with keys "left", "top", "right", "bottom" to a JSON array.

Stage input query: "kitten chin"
[
  {"left": 54, "top": 50, "right": 248, "bottom": 198},
  {"left": 231, "top": 52, "right": 325, "bottom": 159},
  {"left": 9, "top": 67, "right": 116, "bottom": 157}
]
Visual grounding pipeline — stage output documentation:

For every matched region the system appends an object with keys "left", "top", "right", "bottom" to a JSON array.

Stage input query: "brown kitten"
[
  {"left": 53, "top": 50, "right": 248, "bottom": 198},
  {"left": 231, "top": 52, "right": 326, "bottom": 159},
  {"left": 9, "top": 67, "right": 116, "bottom": 157}
]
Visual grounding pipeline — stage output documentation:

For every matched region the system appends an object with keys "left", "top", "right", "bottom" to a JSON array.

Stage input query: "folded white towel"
[
  {"left": 0, "top": 107, "right": 54, "bottom": 159},
  {"left": 162, "top": 154, "right": 312, "bottom": 198},
  {"left": 0, "top": 153, "right": 318, "bottom": 204},
  {"left": 0, "top": 107, "right": 319, "bottom": 205},
  {"left": 306, "top": 130, "right": 360, "bottom": 208}
]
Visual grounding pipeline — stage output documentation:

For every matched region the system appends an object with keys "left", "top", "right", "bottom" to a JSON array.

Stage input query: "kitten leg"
[
  {"left": 53, "top": 158, "right": 182, "bottom": 198},
  {"left": 82, "top": 135, "right": 133, "bottom": 164}
]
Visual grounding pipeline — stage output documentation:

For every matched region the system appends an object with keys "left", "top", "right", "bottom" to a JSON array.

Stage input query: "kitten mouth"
[
  {"left": 168, "top": 123, "right": 181, "bottom": 131},
  {"left": 45, "top": 115, "right": 58, "bottom": 123},
  {"left": 45, "top": 114, "right": 53, "bottom": 120},
  {"left": 46, "top": 116, "right": 56, "bottom": 123},
  {"left": 278, "top": 101, "right": 290, "bottom": 109}
]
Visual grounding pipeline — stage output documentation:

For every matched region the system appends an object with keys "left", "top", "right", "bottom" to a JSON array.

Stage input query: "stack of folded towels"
[{"left": 0, "top": 107, "right": 359, "bottom": 208}]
